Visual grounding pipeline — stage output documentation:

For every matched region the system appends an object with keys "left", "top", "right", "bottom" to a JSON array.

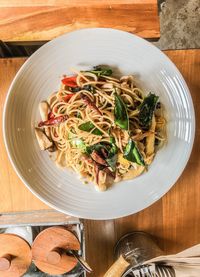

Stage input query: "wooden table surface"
[
  {"left": 0, "top": 0, "right": 160, "bottom": 42},
  {"left": 0, "top": 49, "right": 199, "bottom": 276}
]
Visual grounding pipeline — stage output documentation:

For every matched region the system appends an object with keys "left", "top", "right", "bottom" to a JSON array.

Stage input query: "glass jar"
[{"left": 114, "top": 231, "right": 164, "bottom": 276}]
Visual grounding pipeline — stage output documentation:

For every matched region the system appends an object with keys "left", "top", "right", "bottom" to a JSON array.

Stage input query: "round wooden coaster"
[
  {"left": 32, "top": 226, "right": 80, "bottom": 275},
  {"left": 0, "top": 234, "right": 32, "bottom": 277}
]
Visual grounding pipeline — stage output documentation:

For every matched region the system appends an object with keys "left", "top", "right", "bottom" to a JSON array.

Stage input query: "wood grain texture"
[
  {"left": 32, "top": 227, "right": 80, "bottom": 275},
  {"left": 83, "top": 49, "right": 200, "bottom": 277},
  {"left": 0, "top": 0, "right": 160, "bottom": 42},
  {"left": 0, "top": 50, "right": 199, "bottom": 277},
  {"left": 0, "top": 58, "right": 49, "bottom": 212},
  {"left": 0, "top": 0, "right": 156, "bottom": 6},
  {"left": 0, "top": 234, "right": 32, "bottom": 277}
]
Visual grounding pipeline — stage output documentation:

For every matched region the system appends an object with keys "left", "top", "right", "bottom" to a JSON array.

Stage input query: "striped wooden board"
[{"left": 0, "top": 0, "right": 160, "bottom": 42}]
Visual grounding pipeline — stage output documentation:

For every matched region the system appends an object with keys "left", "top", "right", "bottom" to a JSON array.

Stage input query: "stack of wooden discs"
[
  {"left": 32, "top": 226, "right": 80, "bottom": 275},
  {"left": 0, "top": 234, "right": 32, "bottom": 277}
]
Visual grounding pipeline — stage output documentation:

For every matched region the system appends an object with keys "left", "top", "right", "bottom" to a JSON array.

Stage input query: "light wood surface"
[
  {"left": 103, "top": 255, "right": 130, "bottom": 277},
  {"left": 0, "top": 49, "right": 199, "bottom": 277},
  {"left": 0, "top": 58, "right": 49, "bottom": 212},
  {"left": 0, "top": 234, "right": 32, "bottom": 277},
  {"left": 0, "top": 0, "right": 160, "bottom": 42},
  {"left": 32, "top": 226, "right": 80, "bottom": 275}
]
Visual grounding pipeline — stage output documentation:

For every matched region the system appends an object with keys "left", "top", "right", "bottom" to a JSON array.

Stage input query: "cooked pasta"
[{"left": 35, "top": 67, "right": 166, "bottom": 191}]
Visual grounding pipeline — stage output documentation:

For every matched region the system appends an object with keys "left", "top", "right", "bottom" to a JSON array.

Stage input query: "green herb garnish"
[
  {"left": 71, "top": 138, "right": 86, "bottom": 151},
  {"left": 78, "top": 121, "right": 103, "bottom": 136},
  {"left": 114, "top": 93, "right": 129, "bottom": 130},
  {"left": 106, "top": 142, "right": 117, "bottom": 171},
  {"left": 124, "top": 139, "right": 145, "bottom": 166},
  {"left": 86, "top": 143, "right": 107, "bottom": 155},
  {"left": 86, "top": 141, "right": 118, "bottom": 172},
  {"left": 86, "top": 66, "right": 113, "bottom": 77},
  {"left": 138, "top": 93, "right": 159, "bottom": 129}
]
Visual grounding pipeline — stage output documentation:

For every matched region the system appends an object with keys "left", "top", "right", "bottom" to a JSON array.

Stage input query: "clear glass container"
[{"left": 114, "top": 231, "right": 164, "bottom": 276}]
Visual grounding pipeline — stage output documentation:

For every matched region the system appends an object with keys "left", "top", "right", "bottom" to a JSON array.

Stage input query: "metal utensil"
[{"left": 67, "top": 250, "right": 92, "bottom": 273}]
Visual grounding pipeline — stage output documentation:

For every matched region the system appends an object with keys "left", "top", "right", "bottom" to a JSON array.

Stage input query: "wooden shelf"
[{"left": 0, "top": 0, "right": 160, "bottom": 42}]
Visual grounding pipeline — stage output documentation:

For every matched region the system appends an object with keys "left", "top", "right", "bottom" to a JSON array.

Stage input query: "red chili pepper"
[
  {"left": 54, "top": 131, "right": 58, "bottom": 138},
  {"left": 94, "top": 163, "right": 100, "bottom": 185},
  {"left": 81, "top": 94, "right": 102, "bottom": 116},
  {"left": 61, "top": 76, "right": 77, "bottom": 87},
  {"left": 62, "top": 94, "right": 74, "bottom": 102},
  {"left": 48, "top": 112, "right": 55, "bottom": 119},
  {"left": 38, "top": 115, "right": 68, "bottom": 127}
]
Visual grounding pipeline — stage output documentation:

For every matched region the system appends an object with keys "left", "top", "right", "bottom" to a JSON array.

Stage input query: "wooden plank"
[
  {"left": 0, "top": 0, "right": 158, "bottom": 6},
  {"left": 84, "top": 49, "right": 200, "bottom": 276},
  {"left": 0, "top": 0, "right": 160, "bottom": 42},
  {"left": 0, "top": 210, "right": 79, "bottom": 227},
  {"left": 0, "top": 58, "right": 49, "bottom": 212}
]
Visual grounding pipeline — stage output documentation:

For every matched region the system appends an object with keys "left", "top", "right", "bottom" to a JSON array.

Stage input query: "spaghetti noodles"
[{"left": 35, "top": 67, "right": 166, "bottom": 191}]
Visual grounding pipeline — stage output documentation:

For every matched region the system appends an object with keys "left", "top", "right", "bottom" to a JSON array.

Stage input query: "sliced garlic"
[
  {"left": 35, "top": 128, "right": 52, "bottom": 150},
  {"left": 39, "top": 101, "right": 49, "bottom": 121}
]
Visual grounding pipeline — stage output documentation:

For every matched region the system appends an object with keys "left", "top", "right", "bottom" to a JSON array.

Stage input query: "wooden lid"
[
  {"left": 32, "top": 226, "right": 80, "bottom": 275},
  {"left": 0, "top": 234, "right": 32, "bottom": 277}
]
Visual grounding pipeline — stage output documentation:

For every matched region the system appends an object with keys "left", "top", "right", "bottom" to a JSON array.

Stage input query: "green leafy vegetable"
[
  {"left": 71, "top": 138, "right": 86, "bottom": 151},
  {"left": 138, "top": 93, "right": 159, "bottom": 129},
  {"left": 68, "top": 132, "right": 86, "bottom": 150},
  {"left": 68, "top": 131, "right": 75, "bottom": 139},
  {"left": 110, "top": 136, "right": 115, "bottom": 144},
  {"left": 114, "top": 93, "right": 129, "bottom": 130},
  {"left": 86, "top": 143, "right": 107, "bottom": 156},
  {"left": 78, "top": 121, "right": 103, "bottom": 136},
  {"left": 86, "top": 66, "right": 113, "bottom": 77},
  {"left": 124, "top": 139, "right": 145, "bottom": 166},
  {"left": 82, "top": 85, "right": 95, "bottom": 93},
  {"left": 106, "top": 142, "right": 117, "bottom": 171},
  {"left": 86, "top": 141, "right": 118, "bottom": 171}
]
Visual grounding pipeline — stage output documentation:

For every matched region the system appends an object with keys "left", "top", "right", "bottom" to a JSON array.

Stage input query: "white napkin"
[
  {"left": 174, "top": 265, "right": 200, "bottom": 277},
  {"left": 143, "top": 244, "right": 200, "bottom": 276}
]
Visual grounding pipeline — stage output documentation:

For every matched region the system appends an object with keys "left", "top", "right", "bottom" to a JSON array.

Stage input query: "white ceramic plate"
[{"left": 3, "top": 28, "right": 195, "bottom": 220}]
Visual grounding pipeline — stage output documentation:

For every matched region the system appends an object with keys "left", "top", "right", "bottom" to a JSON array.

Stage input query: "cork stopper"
[
  {"left": 32, "top": 227, "right": 80, "bottom": 275},
  {"left": 0, "top": 234, "right": 32, "bottom": 277},
  {"left": 0, "top": 255, "right": 11, "bottom": 271},
  {"left": 46, "top": 249, "right": 61, "bottom": 265}
]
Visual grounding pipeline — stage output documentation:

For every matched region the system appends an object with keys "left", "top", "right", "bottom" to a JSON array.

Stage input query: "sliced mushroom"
[
  {"left": 155, "top": 116, "right": 166, "bottom": 130},
  {"left": 114, "top": 174, "right": 122, "bottom": 183},
  {"left": 95, "top": 183, "right": 107, "bottom": 192},
  {"left": 123, "top": 165, "right": 145, "bottom": 180},
  {"left": 39, "top": 101, "right": 51, "bottom": 138},
  {"left": 39, "top": 101, "right": 49, "bottom": 121},
  {"left": 47, "top": 144, "right": 57, "bottom": 152},
  {"left": 35, "top": 128, "right": 53, "bottom": 150},
  {"left": 132, "top": 131, "right": 153, "bottom": 141},
  {"left": 44, "top": 126, "right": 51, "bottom": 139},
  {"left": 145, "top": 115, "right": 156, "bottom": 164}
]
